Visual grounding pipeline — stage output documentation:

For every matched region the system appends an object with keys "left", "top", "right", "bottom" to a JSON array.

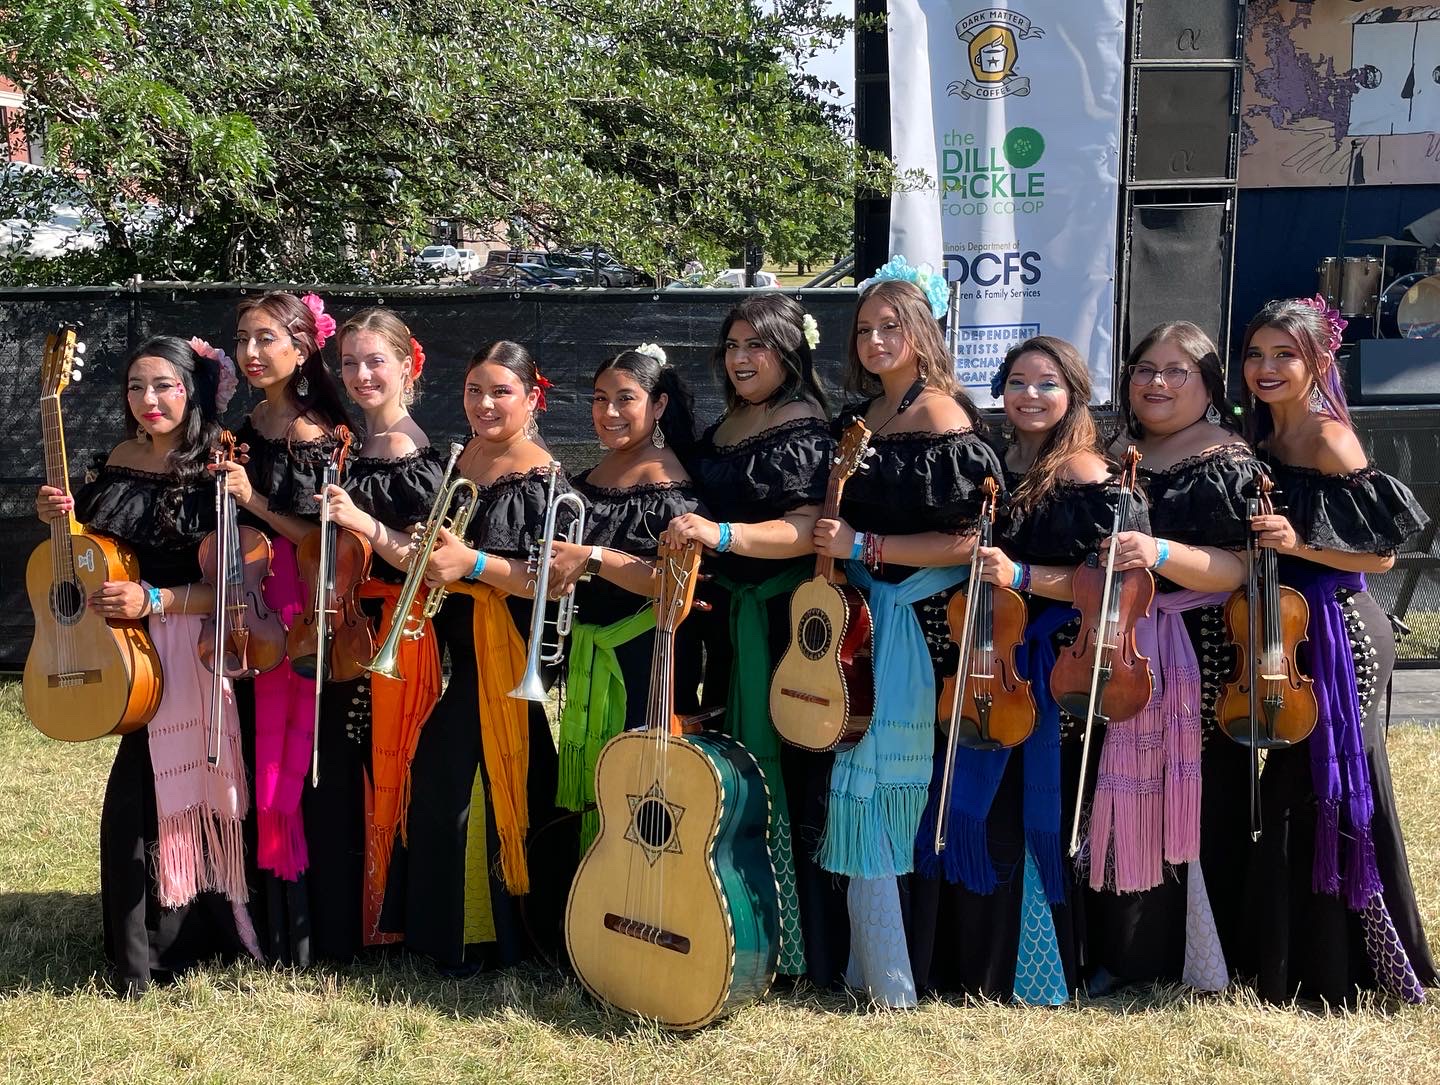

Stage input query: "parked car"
[
  {"left": 472, "top": 263, "right": 584, "bottom": 289},
  {"left": 561, "top": 247, "right": 644, "bottom": 287},
  {"left": 411, "top": 244, "right": 462, "bottom": 275},
  {"left": 455, "top": 248, "right": 483, "bottom": 275},
  {"left": 712, "top": 268, "right": 779, "bottom": 288}
]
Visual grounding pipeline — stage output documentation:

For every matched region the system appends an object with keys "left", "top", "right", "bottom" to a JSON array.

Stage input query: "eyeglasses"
[{"left": 1129, "top": 364, "right": 1193, "bottom": 388}]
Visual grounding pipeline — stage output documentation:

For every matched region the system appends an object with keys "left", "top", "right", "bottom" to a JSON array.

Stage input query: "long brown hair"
[
  {"left": 711, "top": 294, "right": 831, "bottom": 416},
  {"left": 1241, "top": 297, "right": 1352, "bottom": 446},
  {"left": 235, "top": 291, "right": 352, "bottom": 432},
  {"left": 844, "top": 280, "right": 979, "bottom": 427},
  {"left": 999, "top": 335, "right": 1102, "bottom": 511}
]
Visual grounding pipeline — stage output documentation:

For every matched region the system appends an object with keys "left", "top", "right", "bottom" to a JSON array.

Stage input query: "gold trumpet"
[
  {"left": 365, "top": 442, "right": 479, "bottom": 681},
  {"left": 509, "top": 463, "right": 587, "bottom": 702}
]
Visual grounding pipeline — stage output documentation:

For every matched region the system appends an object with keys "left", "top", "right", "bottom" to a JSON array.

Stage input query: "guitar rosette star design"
[{"left": 625, "top": 781, "right": 686, "bottom": 865}]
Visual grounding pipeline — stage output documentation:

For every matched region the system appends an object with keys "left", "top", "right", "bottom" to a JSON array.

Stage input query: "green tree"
[{"left": 0, "top": 0, "right": 894, "bottom": 284}]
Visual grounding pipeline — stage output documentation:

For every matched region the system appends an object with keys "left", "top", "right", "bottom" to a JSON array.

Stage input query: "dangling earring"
[
  {"left": 296, "top": 373, "right": 310, "bottom": 397},
  {"left": 1002, "top": 420, "right": 1015, "bottom": 443},
  {"left": 1205, "top": 402, "right": 1223, "bottom": 426},
  {"left": 1308, "top": 383, "right": 1326, "bottom": 413},
  {"left": 651, "top": 421, "right": 665, "bottom": 449},
  {"left": 918, "top": 359, "right": 929, "bottom": 383},
  {"left": 403, "top": 384, "right": 415, "bottom": 408},
  {"left": 524, "top": 414, "right": 539, "bottom": 440}
]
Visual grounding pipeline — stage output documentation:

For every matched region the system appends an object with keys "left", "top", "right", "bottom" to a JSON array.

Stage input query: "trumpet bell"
[
  {"left": 364, "top": 641, "right": 403, "bottom": 681},
  {"left": 508, "top": 671, "right": 548, "bottom": 702}
]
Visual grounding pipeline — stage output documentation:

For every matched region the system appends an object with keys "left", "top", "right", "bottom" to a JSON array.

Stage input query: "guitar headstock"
[
  {"left": 832, "top": 418, "right": 873, "bottom": 482},
  {"left": 39, "top": 324, "right": 85, "bottom": 399},
  {"left": 654, "top": 539, "right": 702, "bottom": 634}
]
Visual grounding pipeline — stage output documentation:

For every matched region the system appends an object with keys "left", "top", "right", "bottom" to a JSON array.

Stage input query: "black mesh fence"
[{"left": 1, "top": 284, "right": 1436, "bottom": 668}]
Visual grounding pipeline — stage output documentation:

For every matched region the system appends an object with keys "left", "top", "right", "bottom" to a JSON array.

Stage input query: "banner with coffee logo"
[{"left": 888, "top": 1, "right": 1126, "bottom": 402}]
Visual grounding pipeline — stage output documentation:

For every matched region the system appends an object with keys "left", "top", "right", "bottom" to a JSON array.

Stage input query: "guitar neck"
[
  {"left": 815, "top": 473, "right": 849, "bottom": 583},
  {"left": 646, "top": 628, "right": 678, "bottom": 735},
  {"left": 40, "top": 393, "right": 79, "bottom": 537}
]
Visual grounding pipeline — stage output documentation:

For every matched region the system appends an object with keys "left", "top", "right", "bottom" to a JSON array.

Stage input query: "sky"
[{"left": 805, "top": 0, "right": 855, "bottom": 109}]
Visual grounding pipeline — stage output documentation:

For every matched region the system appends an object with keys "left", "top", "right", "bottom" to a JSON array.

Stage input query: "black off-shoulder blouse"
[
  {"left": 573, "top": 472, "right": 704, "bottom": 626},
  {"left": 344, "top": 446, "right": 447, "bottom": 583},
  {"left": 688, "top": 415, "right": 833, "bottom": 582},
  {"left": 1267, "top": 459, "right": 1430, "bottom": 557},
  {"left": 461, "top": 464, "right": 578, "bottom": 561},
  {"left": 74, "top": 458, "right": 214, "bottom": 587},
  {"left": 234, "top": 418, "right": 337, "bottom": 523},
  {"left": 997, "top": 470, "right": 1152, "bottom": 567},
  {"left": 1141, "top": 444, "right": 1267, "bottom": 551}
]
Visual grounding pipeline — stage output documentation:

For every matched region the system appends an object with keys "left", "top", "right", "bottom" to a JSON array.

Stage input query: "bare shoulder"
[
  {"left": 104, "top": 438, "right": 151, "bottom": 469},
  {"left": 769, "top": 398, "right": 825, "bottom": 426},
  {"left": 1310, "top": 421, "right": 1368, "bottom": 474},
  {"left": 905, "top": 392, "right": 972, "bottom": 434},
  {"left": 289, "top": 414, "right": 330, "bottom": 443},
  {"left": 365, "top": 431, "right": 421, "bottom": 459},
  {"left": 1059, "top": 450, "right": 1113, "bottom": 484}
]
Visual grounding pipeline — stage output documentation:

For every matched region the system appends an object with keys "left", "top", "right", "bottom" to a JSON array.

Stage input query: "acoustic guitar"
[
  {"left": 24, "top": 325, "right": 163, "bottom": 740},
  {"left": 769, "top": 418, "right": 874, "bottom": 751},
  {"left": 565, "top": 539, "right": 780, "bottom": 1030}
]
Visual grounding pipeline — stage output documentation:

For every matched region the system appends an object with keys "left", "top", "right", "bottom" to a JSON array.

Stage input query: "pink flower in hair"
[
  {"left": 300, "top": 292, "right": 337, "bottom": 348},
  {"left": 1296, "top": 293, "right": 1346, "bottom": 353},
  {"left": 189, "top": 336, "right": 239, "bottom": 413}
]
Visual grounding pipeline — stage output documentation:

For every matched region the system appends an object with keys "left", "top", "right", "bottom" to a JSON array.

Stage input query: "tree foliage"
[{"left": 0, "top": 0, "right": 889, "bottom": 284}]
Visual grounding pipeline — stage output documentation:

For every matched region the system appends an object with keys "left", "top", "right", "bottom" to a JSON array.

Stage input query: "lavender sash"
[
  {"left": 1288, "top": 565, "right": 1382, "bottom": 910},
  {"left": 1087, "top": 589, "right": 1228, "bottom": 892}
]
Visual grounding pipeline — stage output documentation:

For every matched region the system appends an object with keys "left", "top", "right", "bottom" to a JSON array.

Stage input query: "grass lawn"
[{"left": 1, "top": 676, "right": 1438, "bottom": 1084}]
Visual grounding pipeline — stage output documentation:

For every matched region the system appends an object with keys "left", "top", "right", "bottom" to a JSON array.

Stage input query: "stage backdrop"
[
  {"left": 1241, "top": 0, "right": 1440, "bottom": 188},
  {"left": 888, "top": 0, "right": 1126, "bottom": 402}
]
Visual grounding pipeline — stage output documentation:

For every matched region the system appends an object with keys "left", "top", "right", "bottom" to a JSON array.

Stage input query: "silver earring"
[
  {"left": 296, "top": 374, "right": 310, "bottom": 397},
  {"left": 1205, "top": 402, "right": 1223, "bottom": 426},
  {"left": 651, "top": 422, "right": 665, "bottom": 449},
  {"left": 1309, "top": 384, "right": 1326, "bottom": 413},
  {"left": 525, "top": 415, "right": 538, "bottom": 440},
  {"left": 403, "top": 384, "right": 415, "bottom": 407}
]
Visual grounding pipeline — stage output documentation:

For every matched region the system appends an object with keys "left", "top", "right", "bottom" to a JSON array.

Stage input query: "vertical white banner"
[
  {"left": 889, "top": 1, "right": 1126, "bottom": 402},
  {"left": 888, "top": 0, "right": 944, "bottom": 274}
]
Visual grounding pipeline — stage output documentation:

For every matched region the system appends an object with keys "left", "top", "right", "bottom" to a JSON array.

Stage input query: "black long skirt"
[
  {"left": 1239, "top": 589, "right": 1437, "bottom": 1004},
  {"left": 101, "top": 730, "right": 255, "bottom": 996}
]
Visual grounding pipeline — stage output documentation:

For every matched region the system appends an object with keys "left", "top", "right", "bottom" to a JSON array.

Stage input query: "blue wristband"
[
  {"left": 850, "top": 532, "right": 866, "bottom": 561},
  {"left": 1009, "top": 562, "right": 1024, "bottom": 590},
  {"left": 464, "top": 550, "right": 488, "bottom": 582},
  {"left": 716, "top": 522, "right": 733, "bottom": 553},
  {"left": 1153, "top": 539, "right": 1170, "bottom": 570}
]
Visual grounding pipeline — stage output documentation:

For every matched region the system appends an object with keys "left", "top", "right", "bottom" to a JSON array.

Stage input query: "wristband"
[
  {"left": 1153, "top": 539, "right": 1171, "bottom": 570},
  {"left": 464, "top": 550, "right": 489, "bottom": 582},
  {"left": 850, "top": 532, "right": 866, "bottom": 562},
  {"left": 1019, "top": 563, "right": 1032, "bottom": 592},
  {"left": 716, "top": 522, "right": 733, "bottom": 553},
  {"left": 147, "top": 586, "right": 165, "bottom": 623},
  {"left": 1010, "top": 562, "right": 1025, "bottom": 590}
]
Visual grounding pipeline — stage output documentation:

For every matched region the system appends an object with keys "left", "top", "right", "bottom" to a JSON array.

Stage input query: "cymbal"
[{"left": 1349, "top": 235, "right": 1424, "bottom": 247}]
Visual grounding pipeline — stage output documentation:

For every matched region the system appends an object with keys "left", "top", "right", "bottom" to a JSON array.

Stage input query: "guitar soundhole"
[
  {"left": 634, "top": 798, "right": 675, "bottom": 851},
  {"left": 51, "top": 580, "right": 85, "bottom": 625},
  {"left": 798, "top": 608, "right": 832, "bottom": 661}
]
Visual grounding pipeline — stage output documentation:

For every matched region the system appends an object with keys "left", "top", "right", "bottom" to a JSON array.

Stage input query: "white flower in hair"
[
  {"left": 634, "top": 342, "right": 668, "bottom": 366},
  {"left": 801, "top": 314, "right": 820, "bottom": 351}
]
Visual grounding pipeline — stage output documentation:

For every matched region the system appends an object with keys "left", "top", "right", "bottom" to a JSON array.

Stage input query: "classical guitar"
[
  {"left": 24, "top": 325, "right": 163, "bottom": 740},
  {"left": 566, "top": 539, "right": 780, "bottom": 1030},
  {"left": 769, "top": 418, "right": 875, "bottom": 751}
]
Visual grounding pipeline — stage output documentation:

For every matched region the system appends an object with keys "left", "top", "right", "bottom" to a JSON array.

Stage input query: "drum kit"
[{"left": 1317, "top": 237, "right": 1440, "bottom": 340}]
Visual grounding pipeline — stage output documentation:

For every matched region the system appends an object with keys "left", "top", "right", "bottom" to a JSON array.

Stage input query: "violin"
[
  {"left": 198, "top": 430, "right": 286, "bottom": 764},
  {"left": 1050, "top": 445, "right": 1154, "bottom": 856},
  {"left": 1217, "top": 474, "right": 1316, "bottom": 838},
  {"left": 288, "top": 426, "right": 374, "bottom": 683}
]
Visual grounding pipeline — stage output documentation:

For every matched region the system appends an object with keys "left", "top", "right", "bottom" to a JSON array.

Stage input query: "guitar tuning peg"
[
  {"left": 70, "top": 369, "right": 82, "bottom": 382},
  {"left": 73, "top": 355, "right": 85, "bottom": 367},
  {"left": 74, "top": 342, "right": 86, "bottom": 355}
]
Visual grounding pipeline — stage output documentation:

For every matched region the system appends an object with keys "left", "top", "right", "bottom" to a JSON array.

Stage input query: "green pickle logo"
[{"left": 1003, "top": 127, "right": 1044, "bottom": 170}]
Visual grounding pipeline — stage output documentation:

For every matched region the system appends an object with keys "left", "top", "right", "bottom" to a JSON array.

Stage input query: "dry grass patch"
[{"left": 1, "top": 677, "right": 1438, "bottom": 1084}]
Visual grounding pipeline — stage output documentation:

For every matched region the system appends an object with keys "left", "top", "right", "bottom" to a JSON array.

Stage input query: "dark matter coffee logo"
[{"left": 948, "top": 8, "right": 1045, "bottom": 101}]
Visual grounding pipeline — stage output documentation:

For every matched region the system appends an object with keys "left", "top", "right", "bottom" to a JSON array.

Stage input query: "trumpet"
[
  {"left": 509, "top": 464, "right": 587, "bottom": 702},
  {"left": 365, "top": 442, "right": 479, "bottom": 681}
]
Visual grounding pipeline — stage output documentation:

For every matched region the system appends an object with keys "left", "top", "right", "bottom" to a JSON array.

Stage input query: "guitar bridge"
[
  {"left": 603, "top": 913, "right": 691, "bottom": 954},
  {"left": 779, "top": 687, "right": 830, "bottom": 707},
  {"left": 48, "top": 670, "right": 101, "bottom": 687}
]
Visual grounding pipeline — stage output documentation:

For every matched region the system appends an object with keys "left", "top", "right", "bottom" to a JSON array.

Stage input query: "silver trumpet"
[
  {"left": 365, "top": 441, "right": 479, "bottom": 681},
  {"left": 509, "top": 463, "right": 587, "bottom": 702}
]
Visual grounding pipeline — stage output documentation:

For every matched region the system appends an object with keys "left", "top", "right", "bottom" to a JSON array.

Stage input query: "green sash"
[
  {"left": 555, "top": 606, "right": 656, "bottom": 850},
  {"left": 715, "top": 563, "right": 812, "bottom": 975}
]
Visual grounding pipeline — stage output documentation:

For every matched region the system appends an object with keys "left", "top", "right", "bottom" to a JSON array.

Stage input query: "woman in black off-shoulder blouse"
[
  {"left": 662, "top": 293, "right": 843, "bottom": 988},
  {"left": 1237, "top": 298, "right": 1435, "bottom": 1006}
]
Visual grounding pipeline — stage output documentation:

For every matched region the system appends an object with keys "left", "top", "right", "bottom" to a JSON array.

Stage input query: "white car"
[
  {"left": 0, "top": 205, "right": 105, "bottom": 257},
  {"left": 455, "top": 248, "right": 483, "bottom": 275},
  {"left": 712, "top": 268, "right": 779, "bottom": 288},
  {"left": 411, "top": 244, "right": 462, "bottom": 275}
]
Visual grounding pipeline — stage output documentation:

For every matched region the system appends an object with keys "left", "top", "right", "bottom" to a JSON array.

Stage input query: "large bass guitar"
[
  {"left": 24, "top": 325, "right": 163, "bottom": 739},
  {"left": 769, "top": 418, "right": 874, "bottom": 751},
  {"left": 566, "top": 539, "right": 780, "bottom": 1030}
]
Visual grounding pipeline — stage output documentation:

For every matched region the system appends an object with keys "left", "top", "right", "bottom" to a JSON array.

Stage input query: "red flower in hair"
[
  {"left": 534, "top": 371, "right": 553, "bottom": 411},
  {"left": 409, "top": 336, "right": 426, "bottom": 379}
]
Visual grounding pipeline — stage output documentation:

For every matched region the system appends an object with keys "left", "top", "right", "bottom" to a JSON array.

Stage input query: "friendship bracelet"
[
  {"left": 716, "top": 522, "right": 734, "bottom": 553},
  {"left": 851, "top": 532, "right": 867, "bottom": 562},
  {"left": 1153, "top": 539, "right": 1171, "bottom": 570},
  {"left": 1010, "top": 562, "right": 1025, "bottom": 590},
  {"left": 464, "top": 550, "right": 489, "bottom": 582},
  {"left": 147, "top": 586, "right": 166, "bottom": 623},
  {"left": 875, "top": 534, "right": 885, "bottom": 570},
  {"left": 1019, "top": 563, "right": 1032, "bottom": 592}
]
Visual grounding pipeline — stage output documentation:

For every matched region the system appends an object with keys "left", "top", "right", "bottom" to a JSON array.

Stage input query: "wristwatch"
[{"left": 582, "top": 544, "right": 604, "bottom": 581}]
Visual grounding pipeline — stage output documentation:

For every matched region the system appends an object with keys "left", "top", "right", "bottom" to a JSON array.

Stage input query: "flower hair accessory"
[
  {"left": 989, "top": 369, "right": 1007, "bottom": 399},
  {"left": 1296, "top": 293, "right": 1347, "bottom": 353},
  {"left": 858, "top": 254, "right": 950, "bottom": 320},
  {"left": 634, "top": 342, "right": 668, "bottom": 366},
  {"left": 801, "top": 313, "right": 820, "bottom": 351},
  {"left": 189, "top": 336, "right": 239, "bottom": 413},
  {"left": 409, "top": 336, "right": 426, "bottom": 380},
  {"left": 534, "top": 371, "right": 553, "bottom": 411},
  {"left": 299, "top": 293, "right": 337, "bottom": 349}
]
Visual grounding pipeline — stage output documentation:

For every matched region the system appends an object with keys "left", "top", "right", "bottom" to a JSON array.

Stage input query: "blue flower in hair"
[
  {"left": 989, "top": 370, "right": 1006, "bottom": 399},
  {"left": 858, "top": 254, "right": 950, "bottom": 320}
]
